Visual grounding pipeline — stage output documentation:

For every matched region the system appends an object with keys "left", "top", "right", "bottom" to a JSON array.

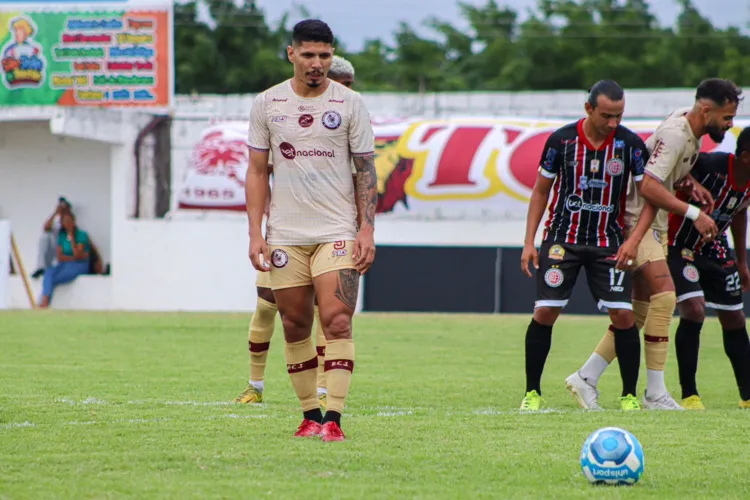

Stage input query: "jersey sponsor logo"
[
  {"left": 565, "top": 194, "right": 614, "bottom": 213},
  {"left": 272, "top": 98, "right": 288, "bottom": 102},
  {"left": 606, "top": 157, "right": 624, "bottom": 176},
  {"left": 578, "top": 176, "right": 608, "bottom": 190},
  {"left": 271, "top": 249, "right": 289, "bottom": 268},
  {"left": 298, "top": 105, "right": 315, "bottom": 112},
  {"left": 590, "top": 159, "right": 600, "bottom": 173},
  {"left": 578, "top": 176, "right": 589, "bottom": 191},
  {"left": 278, "top": 142, "right": 336, "bottom": 160},
  {"left": 544, "top": 267, "right": 564, "bottom": 288},
  {"left": 681, "top": 248, "right": 694, "bottom": 261},
  {"left": 543, "top": 147, "right": 558, "bottom": 169},
  {"left": 328, "top": 99, "right": 345, "bottom": 103},
  {"left": 298, "top": 114, "right": 314, "bottom": 128},
  {"left": 548, "top": 244, "right": 565, "bottom": 260},
  {"left": 728, "top": 197, "right": 738, "bottom": 210},
  {"left": 614, "top": 139, "right": 625, "bottom": 149},
  {"left": 322, "top": 110, "right": 342, "bottom": 129},
  {"left": 271, "top": 115, "right": 287, "bottom": 123},
  {"left": 683, "top": 264, "right": 699, "bottom": 282},
  {"left": 648, "top": 139, "right": 665, "bottom": 165}
]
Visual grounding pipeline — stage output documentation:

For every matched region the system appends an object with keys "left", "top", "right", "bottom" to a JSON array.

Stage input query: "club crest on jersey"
[
  {"left": 606, "top": 157, "right": 625, "bottom": 176},
  {"left": 683, "top": 264, "right": 699, "bottom": 283},
  {"left": 548, "top": 245, "right": 565, "bottom": 261},
  {"left": 590, "top": 159, "right": 600, "bottom": 173},
  {"left": 544, "top": 268, "right": 564, "bottom": 288},
  {"left": 271, "top": 249, "right": 289, "bottom": 268},
  {"left": 322, "top": 110, "right": 342, "bottom": 129},
  {"left": 681, "top": 248, "right": 694, "bottom": 262}
]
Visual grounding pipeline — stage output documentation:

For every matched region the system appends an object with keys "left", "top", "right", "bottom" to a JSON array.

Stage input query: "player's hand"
[
  {"left": 690, "top": 182, "right": 715, "bottom": 214},
  {"left": 694, "top": 212, "right": 719, "bottom": 242},
  {"left": 521, "top": 242, "right": 539, "bottom": 278},
  {"left": 249, "top": 236, "right": 270, "bottom": 272},
  {"left": 353, "top": 227, "right": 376, "bottom": 274},
  {"left": 614, "top": 237, "right": 639, "bottom": 270},
  {"left": 740, "top": 264, "right": 750, "bottom": 292}
]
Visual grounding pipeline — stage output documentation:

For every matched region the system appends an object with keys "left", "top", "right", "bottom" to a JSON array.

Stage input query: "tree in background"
[{"left": 174, "top": 0, "right": 750, "bottom": 93}]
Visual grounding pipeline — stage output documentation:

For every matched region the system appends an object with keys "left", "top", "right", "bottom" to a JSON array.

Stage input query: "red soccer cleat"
[
  {"left": 320, "top": 421, "right": 345, "bottom": 442},
  {"left": 294, "top": 419, "right": 322, "bottom": 438}
]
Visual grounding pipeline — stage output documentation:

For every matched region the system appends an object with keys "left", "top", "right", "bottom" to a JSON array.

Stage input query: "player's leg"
[
  {"left": 313, "top": 295, "right": 327, "bottom": 409},
  {"left": 704, "top": 258, "right": 750, "bottom": 408},
  {"left": 269, "top": 245, "right": 323, "bottom": 437},
  {"left": 234, "top": 280, "right": 277, "bottom": 403},
  {"left": 670, "top": 249, "right": 706, "bottom": 409},
  {"left": 582, "top": 248, "right": 641, "bottom": 411},
  {"left": 523, "top": 243, "right": 581, "bottom": 410},
  {"left": 310, "top": 241, "right": 359, "bottom": 441}
]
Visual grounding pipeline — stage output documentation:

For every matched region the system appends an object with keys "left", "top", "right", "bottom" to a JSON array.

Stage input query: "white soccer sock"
[
  {"left": 250, "top": 380, "right": 264, "bottom": 392},
  {"left": 646, "top": 369, "right": 667, "bottom": 399},
  {"left": 578, "top": 353, "right": 609, "bottom": 387}
]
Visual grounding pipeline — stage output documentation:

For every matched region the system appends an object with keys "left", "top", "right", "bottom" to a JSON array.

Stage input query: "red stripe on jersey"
[
  {"left": 597, "top": 145, "right": 614, "bottom": 246},
  {"left": 566, "top": 140, "right": 585, "bottom": 244},
  {"left": 696, "top": 176, "right": 731, "bottom": 253},
  {"left": 667, "top": 191, "right": 690, "bottom": 246},
  {"left": 543, "top": 175, "right": 562, "bottom": 239}
]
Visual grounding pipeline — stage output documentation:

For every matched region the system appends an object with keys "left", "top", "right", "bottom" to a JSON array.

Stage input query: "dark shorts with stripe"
[
  {"left": 668, "top": 245, "right": 743, "bottom": 311},
  {"left": 535, "top": 241, "right": 632, "bottom": 312}
]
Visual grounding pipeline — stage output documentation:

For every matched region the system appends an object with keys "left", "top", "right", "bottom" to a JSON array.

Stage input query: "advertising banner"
[
  {"left": 0, "top": 0, "right": 172, "bottom": 107},
  {"left": 174, "top": 117, "right": 749, "bottom": 220}
]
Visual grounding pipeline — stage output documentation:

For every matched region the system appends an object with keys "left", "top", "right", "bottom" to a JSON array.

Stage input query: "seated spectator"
[
  {"left": 38, "top": 212, "right": 91, "bottom": 308},
  {"left": 32, "top": 198, "right": 108, "bottom": 280}
]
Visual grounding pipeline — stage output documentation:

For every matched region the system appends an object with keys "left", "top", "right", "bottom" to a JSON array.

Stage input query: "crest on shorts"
[
  {"left": 544, "top": 267, "right": 564, "bottom": 288},
  {"left": 681, "top": 248, "right": 694, "bottom": 262},
  {"left": 271, "top": 249, "right": 289, "bottom": 268},
  {"left": 548, "top": 245, "right": 565, "bottom": 261},
  {"left": 322, "top": 110, "right": 342, "bottom": 130},
  {"left": 683, "top": 264, "right": 699, "bottom": 283},
  {"left": 606, "top": 157, "right": 624, "bottom": 176}
]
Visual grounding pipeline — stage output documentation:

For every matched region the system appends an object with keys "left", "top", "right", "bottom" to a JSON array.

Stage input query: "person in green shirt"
[{"left": 39, "top": 212, "right": 90, "bottom": 308}]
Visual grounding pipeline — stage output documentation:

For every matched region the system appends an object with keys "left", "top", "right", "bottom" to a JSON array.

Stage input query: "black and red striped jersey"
[
  {"left": 539, "top": 119, "right": 648, "bottom": 248},
  {"left": 668, "top": 152, "right": 750, "bottom": 258}
]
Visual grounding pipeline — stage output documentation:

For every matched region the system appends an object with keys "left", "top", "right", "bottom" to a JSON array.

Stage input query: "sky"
[{"left": 239, "top": 0, "right": 749, "bottom": 52}]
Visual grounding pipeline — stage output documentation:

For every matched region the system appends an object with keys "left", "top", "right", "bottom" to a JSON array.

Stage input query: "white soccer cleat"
[
  {"left": 565, "top": 372, "right": 601, "bottom": 410},
  {"left": 642, "top": 391, "right": 684, "bottom": 410}
]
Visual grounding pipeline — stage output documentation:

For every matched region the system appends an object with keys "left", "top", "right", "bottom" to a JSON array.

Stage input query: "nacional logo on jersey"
[
  {"left": 606, "top": 157, "right": 625, "bottom": 176},
  {"left": 683, "top": 264, "right": 700, "bottom": 283},
  {"left": 544, "top": 268, "right": 564, "bottom": 288},
  {"left": 279, "top": 142, "right": 336, "bottom": 160},
  {"left": 566, "top": 194, "right": 614, "bottom": 213},
  {"left": 322, "top": 110, "right": 342, "bottom": 130}
]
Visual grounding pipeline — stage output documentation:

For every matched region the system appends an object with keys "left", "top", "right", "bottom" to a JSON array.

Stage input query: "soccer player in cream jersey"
[
  {"left": 234, "top": 55, "right": 359, "bottom": 409},
  {"left": 567, "top": 79, "right": 742, "bottom": 410},
  {"left": 246, "top": 20, "right": 377, "bottom": 442}
]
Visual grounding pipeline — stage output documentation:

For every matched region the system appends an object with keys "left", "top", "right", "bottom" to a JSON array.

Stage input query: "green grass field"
[{"left": 1, "top": 311, "right": 749, "bottom": 499}]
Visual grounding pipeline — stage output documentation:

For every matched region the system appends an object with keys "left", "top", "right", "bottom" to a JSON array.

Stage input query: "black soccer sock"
[
  {"left": 525, "top": 319, "right": 553, "bottom": 395},
  {"left": 303, "top": 408, "right": 323, "bottom": 424},
  {"left": 722, "top": 326, "right": 750, "bottom": 401},
  {"left": 675, "top": 318, "right": 703, "bottom": 399},
  {"left": 612, "top": 324, "right": 641, "bottom": 397},
  {"left": 322, "top": 410, "right": 341, "bottom": 427}
]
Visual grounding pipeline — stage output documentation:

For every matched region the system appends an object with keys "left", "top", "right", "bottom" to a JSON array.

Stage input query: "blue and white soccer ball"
[{"left": 580, "top": 427, "right": 644, "bottom": 485}]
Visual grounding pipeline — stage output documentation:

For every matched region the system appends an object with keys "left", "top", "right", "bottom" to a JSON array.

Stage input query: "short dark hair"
[
  {"left": 292, "top": 19, "right": 334, "bottom": 46},
  {"left": 587, "top": 80, "right": 624, "bottom": 108},
  {"left": 736, "top": 126, "right": 750, "bottom": 157},
  {"left": 695, "top": 78, "right": 743, "bottom": 107}
]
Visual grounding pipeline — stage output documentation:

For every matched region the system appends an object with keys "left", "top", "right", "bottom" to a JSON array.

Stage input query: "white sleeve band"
[{"left": 685, "top": 205, "right": 701, "bottom": 221}]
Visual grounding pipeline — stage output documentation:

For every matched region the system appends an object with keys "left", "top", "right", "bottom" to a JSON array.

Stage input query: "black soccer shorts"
[
  {"left": 535, "top": 241, "right": 632, "bottom": 312},
  {"left": 668, "top": 245, "right": 744, "bottom": 311}
]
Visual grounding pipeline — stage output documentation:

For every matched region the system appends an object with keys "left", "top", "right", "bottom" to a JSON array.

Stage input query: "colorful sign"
[
  {"left": 174, "top": 117, "right": 749, "bottom": 220},
  {"left": 0, "top": 1, "right": 172, "bottom": 107}
]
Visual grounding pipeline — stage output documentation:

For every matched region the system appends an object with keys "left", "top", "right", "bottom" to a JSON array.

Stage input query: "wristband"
[{"left": 685, "top": 205, "right": 700, "bottom": 221}]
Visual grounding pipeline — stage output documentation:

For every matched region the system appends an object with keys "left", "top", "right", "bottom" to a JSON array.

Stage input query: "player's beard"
[{"left": 706, "top": 122, "right": 727, "bottom": 143}]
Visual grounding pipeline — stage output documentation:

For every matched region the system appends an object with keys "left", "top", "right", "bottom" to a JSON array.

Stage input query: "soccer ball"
[{"left": 580, "top": 427, "right": 644, "bottom": 485}]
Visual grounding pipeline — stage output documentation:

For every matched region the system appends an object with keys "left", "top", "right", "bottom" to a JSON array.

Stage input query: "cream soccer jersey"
[
  {"left": 247, "top": 79, "right": 374, "bottom": 245},
  {"left": 625, "top": 107, "right": 702, "bottom": 232}
]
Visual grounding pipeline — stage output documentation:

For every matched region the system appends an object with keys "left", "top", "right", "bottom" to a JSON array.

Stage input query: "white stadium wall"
[{"left": 3, "top": 89, "right": 750, "bottom": 311}]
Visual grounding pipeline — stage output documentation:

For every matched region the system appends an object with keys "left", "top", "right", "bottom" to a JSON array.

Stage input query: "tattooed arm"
[{"left": 352, "top": 153, "right": 377, "bottom": 274}]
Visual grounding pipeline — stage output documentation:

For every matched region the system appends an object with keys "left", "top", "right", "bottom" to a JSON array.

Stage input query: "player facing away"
[
  {"left": 670, "top": 129, "right": 750, "bottom": 410},
  {"left": 234, "top": 55, "right": 360, "bottom": 408},
  {"left": 246, "top": 20, "right": 377, "bottom": 442},
  {"left": 520, "top": 80, "right": 655, "bottom": 412},
  {"left": 569, "top": 78, "right": 741, "bottom": 410}
]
